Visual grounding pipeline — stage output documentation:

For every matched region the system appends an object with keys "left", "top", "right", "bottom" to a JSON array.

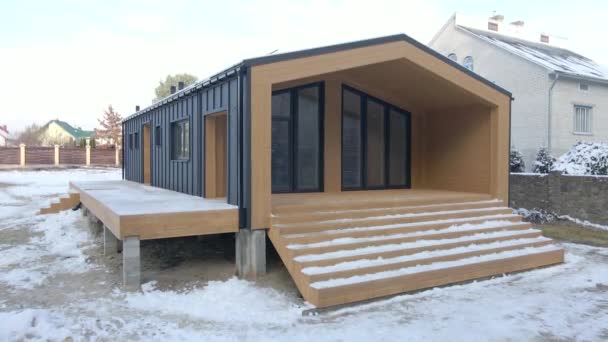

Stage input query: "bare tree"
[
  {"left": 16, "top": 123, "right": 42, "bottom": 146},
  {"left": 95, "top": 105, "right": 123, "bottom": 147}
]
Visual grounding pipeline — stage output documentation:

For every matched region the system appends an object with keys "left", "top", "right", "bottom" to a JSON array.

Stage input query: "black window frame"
[
  {"left": 129, "top": 133, "right": 133, "bottom": 149},
  {"left": 171, "top": 118, "right": 190, "bottom": 161},
  {"left": 271, "top": 81, "right": 325, "bottom": 194},
  {"left": 155, "top": 125, "right": 162, "bottom": 147},
  {"left": 134, "top": 132, "right": 139, "bottom": 149},
  {"left": 341, "top": 84, "right": 411, "bottom": 191}
]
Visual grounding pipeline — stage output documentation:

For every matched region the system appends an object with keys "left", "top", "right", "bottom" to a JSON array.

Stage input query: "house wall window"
[
  {"left": 134, "top": 132, "right": 139, "bottom": 149},
  {"left": 129, "top": 134, "right": 133, "bottom": 149},
  {"left": 579, "top": 83, "right": 590, "bottom": 92},
  {"left": 574, "top": 105, "right": 592, "bottom": 134},
  {"left": 463, "top": 56, "right": 474, "bottom": 71},
  {"left": 155, "top": 126, "right": 161, "bottom": 146},
  {"left": 171, "top": 119, "right": 190, "bottom": 160},
  {"left": 447, "top": 53, "right": 457, "bottom": 62}
]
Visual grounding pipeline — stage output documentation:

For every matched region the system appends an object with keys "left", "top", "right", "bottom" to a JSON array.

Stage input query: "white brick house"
[{"left": 430, "top": 13, "right": 608, "bottom": 170}]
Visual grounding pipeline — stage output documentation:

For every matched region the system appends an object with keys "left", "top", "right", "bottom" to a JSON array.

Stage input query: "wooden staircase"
[
  {"left": 268, "top": 193, "right": 564, "bottom": 308},
  {"left": 38, "top": 192, "right": 81, "bottom": 215}
]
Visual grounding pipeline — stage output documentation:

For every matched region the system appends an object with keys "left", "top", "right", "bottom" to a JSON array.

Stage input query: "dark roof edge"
[{"left": 125, "top": 33, "right": 512, "bottom": 122}]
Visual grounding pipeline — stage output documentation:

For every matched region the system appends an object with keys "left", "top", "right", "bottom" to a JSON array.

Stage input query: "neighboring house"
[
  {"left": 119, "top": 34, "right": 562, "bottom": 307},
  {"left": 430, "top": 13, "right": 608, "bottom": 169},
  {"left": 39, "top": 119, "right": 94, "bottom": 146},
  {"left": 0, "top": 125, "right": 8, "bottom": 146}
]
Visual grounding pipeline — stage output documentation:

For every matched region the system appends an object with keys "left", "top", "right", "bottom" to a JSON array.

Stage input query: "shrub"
[
  {"left": 553, "top": 142, "right": 608, "bottom": 175},
  {"left": 510, "top": 148, "right": 525, "bottom": 173},
  {"left": 533, "top": 147, "right": 555, "bottom": 174}
]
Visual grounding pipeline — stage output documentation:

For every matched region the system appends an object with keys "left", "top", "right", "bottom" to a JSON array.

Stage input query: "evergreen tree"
[
  {"left": 95, "top": 105, "right": 123, "bottom": 147},
  {"left": 533, "top": 147, "right": 555, "bottom": 173},
  {"left": 510, "top": 148, "right": 525, "bottom": 173}
]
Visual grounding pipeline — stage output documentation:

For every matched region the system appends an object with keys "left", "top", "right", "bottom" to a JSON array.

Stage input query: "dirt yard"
[{"left": 1, "top": 168, "right": 607, "bottom": 341}]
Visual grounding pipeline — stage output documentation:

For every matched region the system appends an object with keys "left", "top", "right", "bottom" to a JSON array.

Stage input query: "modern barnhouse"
[{"left": 63, "top": 34, "right": 563, "bottom": 308}]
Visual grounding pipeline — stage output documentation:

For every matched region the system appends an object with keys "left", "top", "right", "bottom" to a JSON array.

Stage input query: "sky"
[{"left": 1, "top": 0, "right": 606, "bottom": 134}]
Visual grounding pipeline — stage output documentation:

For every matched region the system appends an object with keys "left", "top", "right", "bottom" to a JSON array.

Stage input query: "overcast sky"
[{"left": 1, "top": 0, "right": 606, "bottom": 134}]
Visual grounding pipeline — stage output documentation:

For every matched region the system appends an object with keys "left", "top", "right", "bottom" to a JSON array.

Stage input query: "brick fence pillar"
[
  {"left": 54, "top": 145, "right": 60, "bottom": 165},
  {"left": 115, "top": 147, "right": 121, "bottom": 166},
  {"left": 19, "top": 143, "right": 25, "bottom": 167},
  {"left": 85, "top": 138, "right": 91, "bottom": 166}
]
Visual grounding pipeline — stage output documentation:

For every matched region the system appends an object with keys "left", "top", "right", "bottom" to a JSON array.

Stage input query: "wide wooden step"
[
  {"left": 273, "top": 207, "right": 514, "bottom": 234},
  {"left": 300, "top": 236, "right": 554, "bottom": 283},
  {"left": 282, "top": 214, "right": 523, "bottom": 244},
  {"left": 38, "top": 192, "right": 80, "bottom": 215},
  {"left": 285, "top": 222, "right": 533, "bottom": 257},
  {"left": 273, "top": 199, "right": 504, "bottom": 225},
  {"left": 306, "top": 246, "right": 564, "bottom": 307}
]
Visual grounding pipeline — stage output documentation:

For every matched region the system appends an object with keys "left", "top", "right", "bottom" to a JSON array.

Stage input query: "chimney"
[
  {"left": 170, "top": 85, "right": 176, "bottom": 94},
  {"left": 510, "top": 20, "right": 524, "bottom": 27},
  {"left": 540, "top": 34, "right": 550, "bottom": 43},
  {"left": 135, "top": 105, "right": 140, "bottom": 112},
  {"left": 178, "top": 81, "right": 185, "bottom": 90}
]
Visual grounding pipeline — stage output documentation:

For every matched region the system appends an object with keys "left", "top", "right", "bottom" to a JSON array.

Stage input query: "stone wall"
[{"left": 510, "top": 171, "right": 608, "bottom": 224}]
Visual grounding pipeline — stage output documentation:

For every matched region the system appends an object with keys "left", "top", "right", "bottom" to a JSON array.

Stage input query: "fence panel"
[
  {"left": 91, "top": 147, "right": 116, "bottom": 165},
  {"left": 59, "top": 148, "right": 86, "bottom": 165},
  {"left": 25, "top": 147, "right": 54, "bottom": 165},
  {"left": 0, "top": 147, "right": 20, "bottom": 165}
]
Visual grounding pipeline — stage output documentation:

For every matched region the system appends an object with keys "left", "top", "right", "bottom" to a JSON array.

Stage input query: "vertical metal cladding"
[{"left": 122, "top": 76, "right": 242, "bottom": 208}]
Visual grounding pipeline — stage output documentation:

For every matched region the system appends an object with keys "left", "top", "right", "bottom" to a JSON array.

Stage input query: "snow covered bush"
[
  {"left": 513, "top": 208, "right": 556, "bottom": 224},
  {"left": 510, "top": 148, "right": 525, "bottom": 173},
  {"left": 553, "top": 142, "right": 608, "bottom": 175},
  {"left": 533, "top": 147, "right": 555, "bottom": 174}
]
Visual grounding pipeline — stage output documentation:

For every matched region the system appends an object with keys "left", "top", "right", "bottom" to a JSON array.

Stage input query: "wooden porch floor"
[{"left": 70, "top": 180, "right": 239, "bottom": 240}]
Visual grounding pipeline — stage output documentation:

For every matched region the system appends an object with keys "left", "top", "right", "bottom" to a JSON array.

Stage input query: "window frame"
[
  {"left": 171, "top": 118, "right": 191, "bottom": 161},
  {"left": 155, "top": 125, "right": 162, "bottom": 147},
  {"left": 270, "top": 81, "right": 325, "bottom": 194},
  {"left": 573, "top": 104, "right": 593, "bottom": 135},
  {"left": 129, "top": 133, "right": 133, "bottom": 149},
  {"left": 341, "top": 84, "right": 412, "bottom": 191},
  {"left": 579, "top": 83, "right": 590, "bottom": 92},
  {"left": 134, "top": 132, "right": 139, "bottom": 149},
  {"left": 463, "top": 56, "right": 474, "bottom": 71}
]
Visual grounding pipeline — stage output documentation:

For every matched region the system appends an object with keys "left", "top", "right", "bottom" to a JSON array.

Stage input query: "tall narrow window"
[
  {"left": 171, "top": 119, "right": 190, "bottom": 160},
  {"left": 342, "top": 89, "right": 362, "bottom": 189},
  {"left": 366, "top": 99, "right": 385, "bottom": 188},
  {"left": 573, "top": 105, "right": 592, "bottom": 134},
  {"left": 389, "top": 108, "right": 409, "bottom": 187},
  {"left": 134, "top": 132, "right": 139, "bottom": 149},
  {"left": 155, "top": 126, "right": 161, "bottom": 146},
  {"left": 129, "top": 134, "right": 133, "bottom": 149},
  {"left": 271, "top": 92, "right": 291, "bottom": 192}
]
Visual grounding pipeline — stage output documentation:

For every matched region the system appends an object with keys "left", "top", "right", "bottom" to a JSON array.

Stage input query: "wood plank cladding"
[{"left": 205, "top": 112, "right": 227, "bottom": 198}]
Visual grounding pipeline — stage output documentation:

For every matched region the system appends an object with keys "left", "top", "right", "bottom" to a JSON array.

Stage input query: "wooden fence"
[{"left": 0, "top": 144, "right": 121, "bottom": 167}]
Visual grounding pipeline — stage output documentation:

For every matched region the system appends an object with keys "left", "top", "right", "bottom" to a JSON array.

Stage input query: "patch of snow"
[
  {"left": 559, "top": 215, "right": 608, "bottom": 232},
  {"left": 510, "top": 172, "right": 548, "bottom": 177},
  {"left": 301, "top": 236, "right": 552, "bottom": 275},
  {"left": 310, "top": 245, "right": 561, "bottom": 289},
  {"left": 0, "top": 309, "right": 71, "bottom": 341},
  {"left": 287, "top": 220, "right": 523, "bottom": 250},
  {"left": 294, "top": 229, "right": 540, "bottom": 263}
]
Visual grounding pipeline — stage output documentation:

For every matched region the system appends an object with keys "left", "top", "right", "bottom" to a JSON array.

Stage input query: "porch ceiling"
[{"left": 335, "top": 58, "right": 493, "bottom": 112}]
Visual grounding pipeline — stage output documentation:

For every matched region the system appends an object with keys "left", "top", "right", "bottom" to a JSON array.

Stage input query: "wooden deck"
[
  {"left": 70, "top": 180, "right": 239, "bottom": 240},
  {"left": 268, "top": 189, "right": 564, "bottom": 308}
]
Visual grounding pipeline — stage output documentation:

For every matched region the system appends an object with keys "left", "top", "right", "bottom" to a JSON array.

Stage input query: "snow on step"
[
  {"left": 273, "top": 206, "right": 510, "bottom": 228},
  {"left": 275, "top": 199, "right": 502, "bottom": 217},
  {"left": 284, "top": 214, "right": 520, "bottom": 238},
  {"left": 301, "top": 236, "right": 552, "bottom": 275},
  {"left": 286, "top": 220, "right": 524, "bottom": 250},
  {"left": 293, "top": 229, "right": 540, "bottom": 262},
  {"left": 310, "top": 245, "right": 561, "bottom": 289}
]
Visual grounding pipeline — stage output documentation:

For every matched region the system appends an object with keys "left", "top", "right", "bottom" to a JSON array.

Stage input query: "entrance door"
[
  {"left": 341, "top": 85, "right": 411, "bottom": 190},
  {"left": 205, "top": 112, "right": 227, "bottom": 198},
  {"left": 271, "top": 82, "right": 324, "bottom": 193},
  {"left": 142, "top": 123, "right": 151, "bottom": 185}
]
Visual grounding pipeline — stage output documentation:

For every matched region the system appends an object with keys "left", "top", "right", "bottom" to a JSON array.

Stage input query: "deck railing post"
[
  {"left": 54, "top": 144, "right": 60, "bottom": 166},
  {"left": 19, "top": 143, "right": 25, "bottom": 167},
  {"left": 85, "top": 138, "right": 91, "bottom": 166}
]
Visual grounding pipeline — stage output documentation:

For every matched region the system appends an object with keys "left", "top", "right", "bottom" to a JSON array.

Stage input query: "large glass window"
[
  {"left": 171, "top": 119, "right": 189, "bottom": 160},
  {"left": 271, "top": 83, "right": 323, "bottom": 193},
  {"left": 341, "top": 85, "right": 410, "bottom": 190}
]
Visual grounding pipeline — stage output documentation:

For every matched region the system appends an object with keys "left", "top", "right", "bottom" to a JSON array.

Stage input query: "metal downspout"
[{"left": 548, "top": 73, "right": 559, "bottom": 153}]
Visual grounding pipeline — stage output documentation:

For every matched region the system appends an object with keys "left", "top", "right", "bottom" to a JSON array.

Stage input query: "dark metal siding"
[{"left": 122, "top": 76, "right": 244, "bottom": 212}]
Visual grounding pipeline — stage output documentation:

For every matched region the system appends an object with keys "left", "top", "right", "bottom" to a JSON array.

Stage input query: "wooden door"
[
  {"left": 143, "top": 124, "right": 151, "bottom": 185},
  {"left": 205, "top": 112, "right": 227, "bottom": 198}
]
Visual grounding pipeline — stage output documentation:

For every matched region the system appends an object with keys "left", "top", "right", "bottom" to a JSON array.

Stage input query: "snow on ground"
[{"left": 1, "top": 168, "right": 608, "bottom": 341}]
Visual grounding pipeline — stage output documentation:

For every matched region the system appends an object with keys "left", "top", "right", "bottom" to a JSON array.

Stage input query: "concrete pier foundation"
[{"left": 236, "top": 229, "right": 266, "bottom": 279}]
